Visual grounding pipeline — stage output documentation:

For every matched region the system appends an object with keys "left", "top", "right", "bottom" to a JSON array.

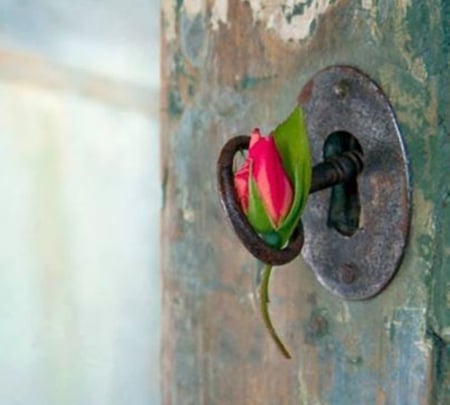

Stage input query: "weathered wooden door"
[{"left": 161, "top": 1, "right": 449, "bottom": 404}]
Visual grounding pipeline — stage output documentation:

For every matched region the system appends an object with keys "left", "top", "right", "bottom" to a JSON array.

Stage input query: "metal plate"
[{"left": 298, "top": 66, "right": 411, "bottom": 300}]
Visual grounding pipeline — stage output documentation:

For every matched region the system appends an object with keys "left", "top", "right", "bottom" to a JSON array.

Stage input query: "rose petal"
[
  {"left": 234, "top": 159, "right": 250, "bottom": 213},
  {"left": 249, "top": 134, "right": 293, "bottom": 227}
]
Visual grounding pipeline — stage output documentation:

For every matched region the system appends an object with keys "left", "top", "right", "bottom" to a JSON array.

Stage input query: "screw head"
[
  {"left": 333, "top": 82, "right": 349, "bottom": 98},
  {"left": 339, "top": 263, "right": 358, "bottom": 284}
]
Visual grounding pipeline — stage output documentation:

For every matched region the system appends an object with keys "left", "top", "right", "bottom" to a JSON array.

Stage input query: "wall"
[{"left": 0, "top": 1, "right": 160, "bottom": 404}]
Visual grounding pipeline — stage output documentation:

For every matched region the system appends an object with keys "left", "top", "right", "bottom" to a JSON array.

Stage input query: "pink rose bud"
[{"left": 234, "top": 129, "right": 293, "bottom": 229}]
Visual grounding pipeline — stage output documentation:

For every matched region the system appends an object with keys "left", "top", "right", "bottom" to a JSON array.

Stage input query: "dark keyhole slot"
[{"left": 324, "top": 131, "right": 363, "bottom": 236}]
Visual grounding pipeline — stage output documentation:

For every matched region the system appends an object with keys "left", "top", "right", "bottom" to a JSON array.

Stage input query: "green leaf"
[
  {"left": 247, "top": 176, "right": 274, "bottom": 235},
  {"left": 247, "top": 157, "right": 283, "bottom": 249},
  {"left": 261, "top": 231, "right": 282, "bottom": 249},
  {"left": 272, "top": 106, "right": 312, "bottom": 246}
]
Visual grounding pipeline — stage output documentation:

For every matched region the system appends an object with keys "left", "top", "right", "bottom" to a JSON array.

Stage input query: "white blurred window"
[{"left": 0, "top": 1, "right": 161, "bottom": 404}]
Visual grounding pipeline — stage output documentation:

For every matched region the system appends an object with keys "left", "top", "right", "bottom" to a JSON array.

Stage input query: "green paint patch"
[
  {"left": 284, "top": 0, "right": 314, "bottom": 24},
  {"left": 175, "top": 0, "right": 183, "bottom": 15},
  {"left": 238, "top": 74, "right": 273, "bottom": 91},
  {"left": 427, "top": 328, "right": 450, "bottom": 403},
  {"left": 309, "top": 18, "right": 317, "bottom": 36},
  {"left": 168, "top": 88, "right": 183, "bottom": 117},
  {"left": 442, "top": 1, "right": 450, "bottom": 56},
  {"left": 428, "top": 4, "right": 450, "bottom": 383},
  {"left": 173, "top": 52, "right": 196, "bottom": 81},
  {"left": 174, "top": 52, "right": 186, "bottom": 76},
  {"left": 188, "top": 83, "right": 195, "bottom": 97},
  {"left": 180, "top": 13, "right": 207, "bottom": 68},
  {"left": 405, "top": 3, "right": 432, "bottom": 71}
]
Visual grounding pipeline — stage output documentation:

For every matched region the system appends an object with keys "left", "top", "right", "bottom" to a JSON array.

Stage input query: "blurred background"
[{"left": 0, "top": 1, "right": 161, "bottom": 404}]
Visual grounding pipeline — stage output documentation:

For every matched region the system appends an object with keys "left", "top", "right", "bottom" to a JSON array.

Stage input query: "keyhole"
[{"left": 324, "top": 131, "right": 363, "bottom": 236}]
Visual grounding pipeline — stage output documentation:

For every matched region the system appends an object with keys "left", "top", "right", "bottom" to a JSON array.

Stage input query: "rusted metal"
[
  {"left": 217, "top": 65, "right": 410, "bottom": 300},
  {"left": 217, "top": 135, "right": 304, "bottom": 266},
  {"left": 338, "top": 263, "right": 358, "bottom": 285},
  {"left": 300, "top": 65, "right": 411, "bottom": 300},
  {"left": 310, "top": 149, "right": 363, "bottom": 193},
  {"left": 217, "top": 134, "right": 363, "bottom": 266}
]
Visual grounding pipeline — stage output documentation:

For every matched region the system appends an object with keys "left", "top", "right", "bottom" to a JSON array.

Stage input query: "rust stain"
[
  {"left": 376, "top": 387, "right": 387, "bottom": 404},
  {"left": 298, "top": 79, "right": 314, "bottom": 104}
]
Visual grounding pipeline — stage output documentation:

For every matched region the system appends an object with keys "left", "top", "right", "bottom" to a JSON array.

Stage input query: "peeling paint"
[
  {"left": 180, "top": 13, "right": 208, "bottom": 67},
  {"left": 380, "top": 1, "right": 428, "bottom": 83},
  {"left": 162, "top": 0, "right": 448, "bottom": 403},
  {"left": 162, "top": 0, "right": 177, "bottom": 41},
  {"left": 183, "top": 208, "right": 196, "bottom": 223},
  {"left": 211, "top": 0, "right": 229, "bottom": 30},
  {"left": 414, "top": 190, "right": 436, "bottom": 238},
  {"left": 298, "top": 367, "right": 324, "bottom": 405},
  {"left": 164, "top": 0, "right": 229, "bottom": 40},
  {"left": 245, "top": 0, "right": 333, "bottom": 41},
  {"left": 335, "top": 302, "right": 351, "bottom": 324},
  {"left": 183, "top": 0, "right": 204, "bottom": 16},
  {"left": 441, "top": 327, "right": 450, "bottom": 341}
]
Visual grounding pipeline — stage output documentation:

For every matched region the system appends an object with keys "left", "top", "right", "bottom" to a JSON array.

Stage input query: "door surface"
[{"left": 161, "top": 1, "right": 450, "bottom": 404}]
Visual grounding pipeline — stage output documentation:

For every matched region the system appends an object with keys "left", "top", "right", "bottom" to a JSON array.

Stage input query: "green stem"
[{"left": 259, "top": 264, "right": 292, "bottom": 359}]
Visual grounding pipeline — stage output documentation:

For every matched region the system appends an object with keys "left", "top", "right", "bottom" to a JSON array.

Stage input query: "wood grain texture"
[{"left": 161, "top": 1, "right": 449, "bottom": 404}]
